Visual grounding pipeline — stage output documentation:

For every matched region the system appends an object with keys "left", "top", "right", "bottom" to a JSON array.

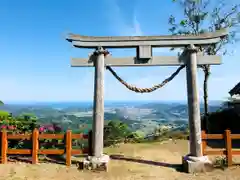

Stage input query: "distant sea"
[{"left": 5, "top": 100, "right": 223, "bottom": 109}]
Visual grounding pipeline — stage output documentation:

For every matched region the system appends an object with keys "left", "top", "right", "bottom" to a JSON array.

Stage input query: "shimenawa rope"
[
  {"left": 106, "top": 65, "right": 185, "bottom": 93},
  {"left": 93, "top": 47, "right": 186, "bottom": 93}
]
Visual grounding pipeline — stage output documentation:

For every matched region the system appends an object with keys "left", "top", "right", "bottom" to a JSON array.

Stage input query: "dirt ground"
[{"left": 1, "top": 140, "right": 240, "bottom": 180}]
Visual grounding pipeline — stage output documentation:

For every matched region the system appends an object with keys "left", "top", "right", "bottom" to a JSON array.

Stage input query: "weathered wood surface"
[
  {"left": 185, "top": 45, "right": 202, "bottom": 157},
  {"left": 66, "top": 29, "right": 227, "bottom": 48},
  {"left": 92, "top": 50, "right": 105, "bottom": 158},
  {"left": 71, "top": 55, "right": 221, "bottom": 67}
]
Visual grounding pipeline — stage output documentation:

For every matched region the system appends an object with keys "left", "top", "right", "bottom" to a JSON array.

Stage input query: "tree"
[
  {"left": 103, "top": 120, "right": 131, "bottom": 146},
  {"left": 169, "top": 0, "right": 240, "bottom": 119},
  {"left": 0, "top": 100, "right": 3, "bottom": 105}
]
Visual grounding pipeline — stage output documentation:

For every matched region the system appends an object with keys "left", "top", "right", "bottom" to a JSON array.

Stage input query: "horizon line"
[{"left": 3, "top": 99, "right": 224, "bottom": 104}]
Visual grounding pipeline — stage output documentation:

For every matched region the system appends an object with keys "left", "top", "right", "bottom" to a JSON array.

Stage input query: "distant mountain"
[
  {"left": 134, "top": 102, "right": 221, "bottom": 121},
  {"left": 0, "top": 101, "right": 222, "bottom": 133}
]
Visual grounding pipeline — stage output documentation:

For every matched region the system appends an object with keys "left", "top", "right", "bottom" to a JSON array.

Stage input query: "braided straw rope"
[{"left": 106, "top": 65, "right": 186, "bottom": 93}]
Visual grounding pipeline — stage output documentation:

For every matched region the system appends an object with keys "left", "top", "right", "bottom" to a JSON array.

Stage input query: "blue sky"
[{"left": 1, "top": 0, "right": 239, "bottom": 103}]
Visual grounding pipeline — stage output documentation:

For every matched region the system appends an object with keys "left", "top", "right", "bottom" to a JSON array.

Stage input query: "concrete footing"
[
  {"left": 182, "top": 155, "right": 214, "bottom": 173},
  {"left": 80, "top": 154, "right": 110, "bottom": 171}
]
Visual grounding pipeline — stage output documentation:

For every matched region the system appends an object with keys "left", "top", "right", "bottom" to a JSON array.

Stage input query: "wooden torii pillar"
[{"left": 66, "top": 29, "right": 227, "bottom": 173}]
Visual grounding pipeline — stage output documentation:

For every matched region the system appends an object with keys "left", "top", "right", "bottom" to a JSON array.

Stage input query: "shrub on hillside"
[
  {"left": 39, "top": 123, "right": 62, "bottom": 133},
  {"left": 103, "top": 120, "right": 131, "bottom": 147},
  {"left": 0, "top": 110, "right": 11, "bottom": 120},
  {"left": 0, "top": 113, "right": 39, "bottom": 149},
  {"left": 38, "top": 123, "right": 64, "bottom": 150},
  {"left": 125, "top": 130, "right": 145, "bottom": 143},
  {"left": 164, "top": 130, "right": 189, "bottom": 140},
  {"left": 0, "top": 112, "right": 65, "bottom": 150},
  {"left": 152, "top": 126, "right": 189, "bottom": 141}
]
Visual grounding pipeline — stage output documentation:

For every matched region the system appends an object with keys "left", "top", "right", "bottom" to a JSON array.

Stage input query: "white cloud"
[
  {"left": 103, "top": 0, "right": 176, "bottom": 57},
  {"left": 131, "top": 15, "right": 143, "bottom": 36},
  {"left": 103, "top": 0, "right": 143, "bottom": 36}
]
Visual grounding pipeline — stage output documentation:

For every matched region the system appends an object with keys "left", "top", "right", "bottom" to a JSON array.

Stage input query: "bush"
[
  {"left": 151, "top": 125, "right": 189, "bottom": 141},
  {"left": 213, "top": 156, "right": 228, "bottom": 170},
  {"left": 0, "top": 113, "right": 64, "bottom": 150},
  {"left": 39, "top": 123, "right": 62, "bottom": 134},
  {"left": 103, "top": 120, "right": 131, "bottom": 147},
  {"left": 126, "top": 130, "right": 145, "bottom": 143},
  {"left": 165, "top": 130, "right": 189, "bottom": 140},
  {"left": 38, "top": 123, "right": 64, "bottom": 150},
  {"left": 0, "top": 113, "right": 39, "bottom": 149}
]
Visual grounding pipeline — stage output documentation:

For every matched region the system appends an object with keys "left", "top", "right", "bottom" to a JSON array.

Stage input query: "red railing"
[
  {"left": 1, "top": 128, "right": 89, "bottom": 166},
  {"left": 202, "top": 130, "right": 240, "bottom": 166}
]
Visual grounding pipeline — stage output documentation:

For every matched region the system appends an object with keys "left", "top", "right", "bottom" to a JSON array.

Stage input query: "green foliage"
[
  {"left": 0, "top": 110, "right": 10, "bottom": 119},
  {"left": 104, "top": 120, "right": 131, "bottom": 147},
  {"left": 169, "top": 0, "right": 240, "bottom": 117},
  {"left": 167, "top": 130, "right": 189, "bottom": 140},
  {"left": 213, "top": 156, "right": 228, "bottom": 170},
  {"left": 0, "top": 113, "right": 39, "bottom": 149},
  {"left": 169, "top": 0, "right": 240, "bottom": 54},
  {"left": 126, "top": 130, "right": 146, "bottom": 143},
  {"left": 16, "top": 113, "right": 38, "bottom": 131},
  {"left": 0, "top": 112, "right": 38, "bottom": 133},
  {"left": 152, "top": 126, "right": 189, "bottom": 141},
  {"left": 153, "top": 126, "right": 169, "bottom": 137}
]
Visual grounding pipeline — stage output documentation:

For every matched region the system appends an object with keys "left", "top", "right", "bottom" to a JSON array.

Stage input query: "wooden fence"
[
  {"left": 0, "top": 129, "right": 89, "bottom": 166},
  {"left": 201, "top": 130, "right": 240, "bottom": 166}
]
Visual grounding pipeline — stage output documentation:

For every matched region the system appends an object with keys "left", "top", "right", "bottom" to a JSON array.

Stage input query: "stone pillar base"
[
  {"left": 79, "top": 154, "right": 110, "bottom": 171},
  {"left": 182, "top": 155, "right": 214, "bottom": 173}
]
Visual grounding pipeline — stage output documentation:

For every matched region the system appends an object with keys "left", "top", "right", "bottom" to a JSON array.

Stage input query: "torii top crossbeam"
[
  {"left": 66, "top": 29, "right": 228, "bottom": 48},
  {"left": 66, "top": 29, "right": 228, "bottom": 66}
]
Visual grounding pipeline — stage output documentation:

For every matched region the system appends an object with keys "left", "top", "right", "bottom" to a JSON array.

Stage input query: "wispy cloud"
[
  {"left": 103, "top": 0, "right": 143, "bottom": 36},
  {"left": 131, "top": 15, "right": 143, "bottom": 36},
  {"left": 103, "top": 0, "right": 173, "bottom": 56}
]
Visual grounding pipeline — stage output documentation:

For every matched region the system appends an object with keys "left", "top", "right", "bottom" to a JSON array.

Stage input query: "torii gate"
[{"left": 66, "top": 29, "right": 228, "bottom": 173}]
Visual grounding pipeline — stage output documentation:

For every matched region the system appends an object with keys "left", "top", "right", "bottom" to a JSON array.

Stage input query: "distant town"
[{"left": 0, "top": 101, "right": 221, "bottom": 135}]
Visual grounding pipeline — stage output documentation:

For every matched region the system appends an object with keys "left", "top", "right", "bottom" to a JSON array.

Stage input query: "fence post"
[
  {"left": 32, "top": 128, "right": 39, "bottom": 164},
  {"left": 225, "top": 129, "right": 232, "bottom": 166},
  {"left": 88, "top": 130, "right": 93, "bottom": 156},
  {"left": 201, "top": 130, "right": 207, "bottom": 155},
  {"left": 66, "top": 130, "right": 72, "bottom": 166},
  {"left": 1, "top": 130, "right": 7, "bottom": 164}
]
